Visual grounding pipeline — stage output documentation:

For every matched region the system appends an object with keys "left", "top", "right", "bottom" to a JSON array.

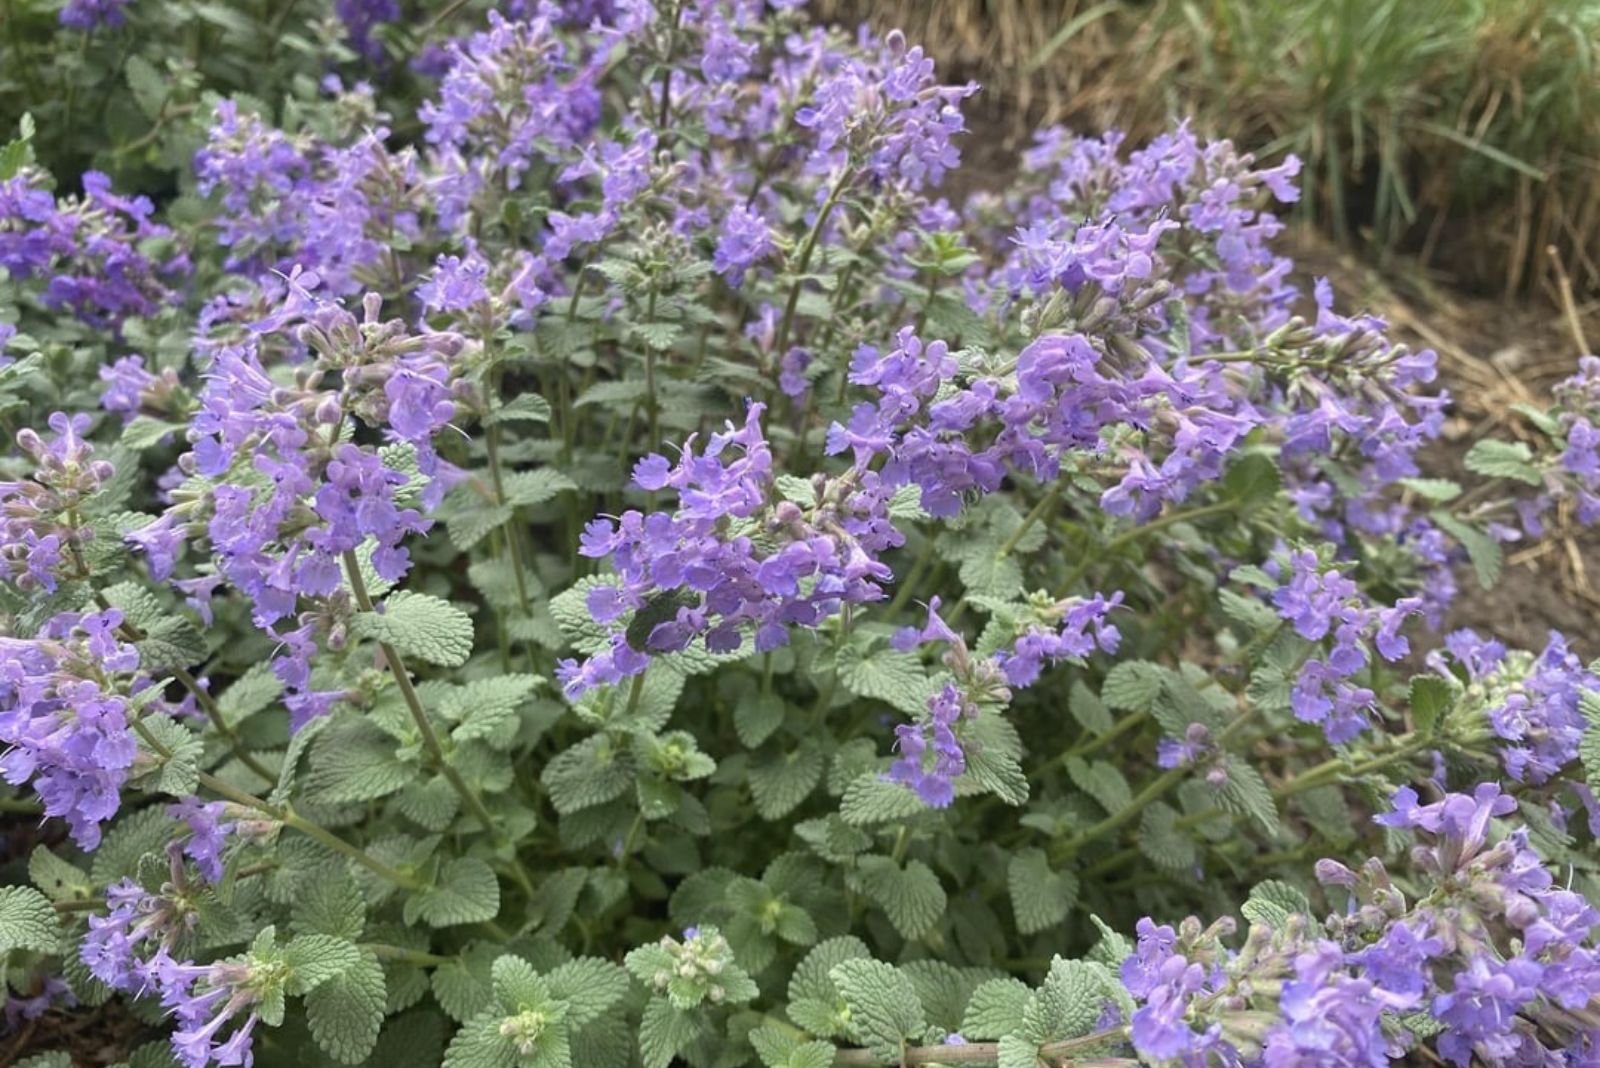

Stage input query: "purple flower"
[
  {"left": 0, "top": 610, "right": 140, "bottom": 849},
  {"left": 712, "top": 206, "right": 775, "bottom": 285},
  {"left": 59, "top": 0, "right": 131, "bottom": 30}
]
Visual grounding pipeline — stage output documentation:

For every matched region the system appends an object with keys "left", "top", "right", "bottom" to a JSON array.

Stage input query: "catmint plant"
[{"left": 0, "top": 3, "right": 1597, "bottom": 1068}]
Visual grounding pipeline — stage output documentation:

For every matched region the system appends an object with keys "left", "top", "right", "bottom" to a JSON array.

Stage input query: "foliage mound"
[{"left": 2, "top": 3, "right": 1600, "bottom": 1068}]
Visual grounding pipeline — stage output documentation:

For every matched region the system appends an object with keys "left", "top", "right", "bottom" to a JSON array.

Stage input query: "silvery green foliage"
[{"left": 1, "top": 2, "right": 1600, "bottom": 1067}]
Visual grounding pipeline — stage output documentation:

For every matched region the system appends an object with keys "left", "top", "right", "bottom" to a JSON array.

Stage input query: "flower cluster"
[
  {"left": 0, "top": 609, "right": 139, "bottom": 849},
  {"left": 1428, "top": 629, "right": 1599, "bottom": 785},
  {"left": 1270, "top": 548, "right": 1423, "bottom": 742},
  {"left": 0, "top": 412, "right": 116, "bottom": 592},
  {"left": 1120, "top": 785, "right": 1600, "bottom": 1067},
  {"left": 0, "top": 171, "right": 186, "bottom": 329}
]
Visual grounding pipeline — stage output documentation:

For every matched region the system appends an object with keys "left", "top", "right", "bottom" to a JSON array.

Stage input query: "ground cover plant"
[{"left": 2, "top": 2, "right": 1600, "bottom": 1067}]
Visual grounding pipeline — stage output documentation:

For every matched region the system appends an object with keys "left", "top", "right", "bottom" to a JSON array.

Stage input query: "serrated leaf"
[
  {"left": 286, "top": 934, "right": 362, "bottom": 994},
  {"left": 1139, "top": 803, "right": 1199, "bottom": 871},
  {"left": 838, "top": 644, "right": 935, "bottom": 715},
  {"left": 962, "top": 978, "right": 1033, "bottom": 1040},
  {"left": 1409, "top": 675, "right": 1453, "bottom": 737},
  {"left": 1065, "top": 757, "right": 1132, "bottom": 816},
  {"left": 1241, "top": 879, "right": 1311, "bottom": 929},
  {"left": 855, "top": 856, "right": 945, "bottom": 940},
  {"left": 307, "top": 951, "right": 387, "bottom": 1064},
  {"left": 547, "top": 957, "right": 628, "bottom": 1027},
  {"left": 1218, "top": 758, "right": 1279, "bottom": 834},
  {"left": 1023, "top": 958, "right": 1112, "bottom": 1044},
  {"left": 1007, "top": 849, "right": 1077, "bottom": 935},
  {"left": 0, "top": 886, "right": 59, "bottom": 954},
  {"left": 354, "top": 591, "right": 475, "bottom": 667},
  {"left": 29, "top": 846, "right": 92, "bottom": 904},
  {"left": 735, "top": 692, "right": 785, "bottom": 748},
  {"left": 501, "top": 469, "right": 577, "bottom": 507},
  {"left": 406, "top": 859, "right": 501, "bottom": 928},
  {"left": 839, "top": 774, "right": 926, "bottom": 826},
  {"left": 1463, "top": 439, "right": 1541, "bottom": 485},
  {"left": 830, "top": 959, "right": 925, "bottom": 1063},
  {"left": 749, "top": 740, "right": 824, "bottom": 820},
  {"left": 543, "top": 736, "right": 634, "bottom": 814},
  {"left": 639, "top": 997, "right": 699, "bottom": 1068},
  {"left": 292, "top": 870, "right": 366, "bottom": 940},
  {"left": 1100, "top": 661, "right": 1165, "bottom": 711}
]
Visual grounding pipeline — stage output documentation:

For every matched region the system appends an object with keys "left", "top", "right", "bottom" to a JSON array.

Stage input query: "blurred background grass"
[{"left": 817, "top": 0, "right": 1600, "bottom": 305}]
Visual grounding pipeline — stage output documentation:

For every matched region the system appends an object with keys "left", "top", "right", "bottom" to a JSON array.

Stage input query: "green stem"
[
  {"left": 1058, "top": 498, "right": 1237, "bottom": 594},
  {"left": 997, "top": 485, "right": 1060, "bottom": 558},
  {"left": 1060, "top": 709, "right": 1149, "bottom": 763},
  {"left": 131, "top": 718, "right": 423, "bottom": 889},
  {"left": 1052, "top": 702, "right": 1260, "bottom": 862},
  {"left": 173, "top": 664, "right": 275, "bottom": 784},
  {"left": 363, "top": 943, "right": 452, "bottom": 967},
  {"left": 341, "top": 551, "right": 498, "bottom": 837},
  {"left": 775, "top": 169, "right": 853, "bottom": 356}
]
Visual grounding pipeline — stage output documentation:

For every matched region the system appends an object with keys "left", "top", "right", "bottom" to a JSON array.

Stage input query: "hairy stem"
[{"left": 341, "top": 551, "right": 498, "bottom": 836}]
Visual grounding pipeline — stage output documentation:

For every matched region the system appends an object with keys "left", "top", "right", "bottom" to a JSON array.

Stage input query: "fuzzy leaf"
[
  {"left": 306, "top": 950, "right": 386, "bottom": 1064},
  {"left": 1007, "top": 849, "right": 1077, "bottom": 935},
  {"left": 1463, "top": 439, "right": 1541, "bottom": 485},
  {"left": 962, "top": 977, "right": 1033, "bottom": 1040},
  {"left": 0, "top": 886, "right": 59, "bottom": 955},
  {"left": 749, "top": 739, "right": 825, "bottom": 820},
  {"left": 855, "top": 856, "right": 945, "bottom": 940},
  {"left": 406, "top": 859, "right": 501, "bottom": 928},
  {"left": 354, "top": 591, "right": 475, "bottom": 667},
  {"left": 830, "top": 959, "right": 925, "bottom": 1063}
]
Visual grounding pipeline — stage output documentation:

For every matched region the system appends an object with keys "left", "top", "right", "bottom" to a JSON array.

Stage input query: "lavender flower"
[{"left": 0, "top": 610, "right": 139, "bottom": 849}]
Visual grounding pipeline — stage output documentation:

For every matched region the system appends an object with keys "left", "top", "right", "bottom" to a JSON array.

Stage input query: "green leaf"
[
  {"left": 285, "top": 934, "right": 362, "bottom": 994},
  {"left": 134, "top": 714, "right": 203, "bottom": 797},
  {"left": 749, "top": 740, "right": 825, "bottom": 820},
  {"left": 829, "top": 959, "right": 925, "bottom": 1063},
  {"left": 839, "top": 775, "right": 926, "bottom": 826},
  {"left": 1100, "top": 661, "right": 1165, "bottom": 711},
  {"left": 1068, "top": 680, "right": 1112, "bottom": 734},
  {"left": 547, "top": 957, "right": 628, "bottom": 1027},
  {"left": 306, "top": 951, "right": 386, "bottom": 1064},
  {"left": 1139, "top": 803, "right": 1199, "bottom": 871},
  {"left": 1218, "top": 758, "right": 1280, "bottom": 834},
  {"left": 1065, "top": 757, "right": 1132, "bottom": 816},
  {"left": 442, "top": 1013, "right": 515, "bottom": 1068},
  {"left": 854, "top": 856, "right": 945, "bottom": 940},
  {"left": 29, "top": 846, "right": 93, "bottom": 904},
  {"left": 445, "top": 675, "right": 540, "bottom": 747},
  {"left": 639, "top": 997, "right": 699, "bottom": 1068},
  {"left": 1409, "top": 675, "right": 1454, "bottom": 737},
  {"left": 217, "top": 662, "right": 283, "bottom": 726},
  {"left": 1432, "top": 511, "right": 1503, "bottom": 589},
  {"left": 1022, "top": 958, "right": 1114, "bottom": 1044},
  {"left": 353, "top": 591, "right": 475, "bottom": 667},
  {"left": 308, "top": 719, "right": 411, "bottom": 804},
  {"left": 485, "top": 394, "right": 553, "bottom": 424},
  {"left": 292, "top": 870, "right": 366, "bottom": 940},
  {"left": 542, "top": 736, "right": 634, "bottom": 814},
  {"left": 962, "top": 977, "right": 1032, "bottom": 1040},
  {"left": 1223, "top": 452, "right": 1281, "bottom": 508},
  {"left": 838, "top": 644, "right": 935, "bottom": 715},
  {"left": 502, "top": 469, "right": 578, "bottom": 508},
  {"left": 1463, "top": 439, "right": 1541, "bottom": 485},
  {"left": 1577, "top": 692, "right": 1600, "bottom": 793},
  {"left": 1007, "top": 848, "right": 1078, "bottom": 935},
  {"left": 735, "top": 691, "right": 786, "bottom": 748},
  {"left": 1241, "top": 880, "right": 1312, "bottom": 929},
  {"left": 1398, "top": 477, "right": 1462, "bottom": 502},
  {"left": 0, "top": 886, "right": 59, "bottom": 955},
  {"left": 786, "top": 937, "right": 869, "bottom": 1037},
  {"left": 406, "top": 859, "right": 501, "bottom": 928}
]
